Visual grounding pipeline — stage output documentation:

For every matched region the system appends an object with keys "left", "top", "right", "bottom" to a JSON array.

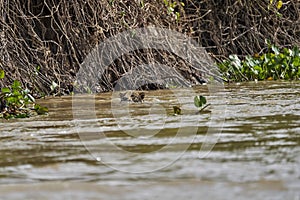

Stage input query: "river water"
[{"left": 0, "top": 81, "right": 299, "bottom": 199}]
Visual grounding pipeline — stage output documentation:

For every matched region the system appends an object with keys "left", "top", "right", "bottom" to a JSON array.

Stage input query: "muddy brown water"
[{"left": 0, "top": 81, "right": 299, "bottom": 200}]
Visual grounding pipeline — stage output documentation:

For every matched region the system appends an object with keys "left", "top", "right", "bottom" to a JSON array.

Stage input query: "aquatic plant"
[
  {"left": 172, "top": 95, "right": 209, "bottom": 116},
  {"left": 0, "top": 69, "right": 48, "bottom": 119},
  {"left": 218, "top": 42, "right": 300, "bottom": 82},
  {"left": 194, "top": 95, "right": 210, "bottom": 113}
]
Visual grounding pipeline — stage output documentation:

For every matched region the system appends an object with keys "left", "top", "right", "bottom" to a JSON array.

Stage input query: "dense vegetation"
[
  {"left": 1, "top": 0, "right": 299, "bottom": 118},
  {"left": 219, "top": 41, "right": 300, "bottom": 82},
  {"left": 0, "top": 0, "right": 299, "bottom": 95},
  {"left": 0, "top": 70, "right": 48, "bottom": 119}
]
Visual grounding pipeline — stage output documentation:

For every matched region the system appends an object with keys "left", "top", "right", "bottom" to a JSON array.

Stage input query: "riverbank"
[{"left": 0, "top": 0, "right": 299, "bottom": 95}]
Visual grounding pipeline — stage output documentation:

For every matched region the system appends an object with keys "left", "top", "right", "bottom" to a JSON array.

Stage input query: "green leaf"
[
  {"left": 194, "top": 95, "right": 207, "bottom": 108},
  {"left": 200, "top": 96, "right": 207, "bottom": 105},
  {"left": 229, "top": 55, "right": 242, "bottom": 69},
  {"left": 245, "top": 56, "right": 260, "bottom": 67},
  {"left": 12, "top": 90, "right": 21, "bottom": 97},
  {"left": 175, "top": 12, "right": 180, "bottom": 21},
  {"left": 12, "top": 80, "right": 21, "bottom": 91},
  {"left": 292, "top": 46, "right": 299, "bottom": 57},
  {"left": 163, "top": 0, "right": 168, "bottom": 6},
  {"left": 15, "top": 113, "right": 29, "bottom": 118},
  {"left": 34, "top": 104, "right": 49, "bottom": 115},
  {"left": 0, "top": 70, "right": 5, "bottom": 79},
  {"left": 6, "top": 96, "right": 17, "bottom": 105},
  {"left": 271, "top": 44, "right": 280, "bottom": 55},
  {"left": 1, "top": 87, "right": 10, "bottom": 94}
]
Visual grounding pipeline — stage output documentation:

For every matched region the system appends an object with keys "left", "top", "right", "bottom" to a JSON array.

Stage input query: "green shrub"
[
  {"left": 218, "top": 42, "right": 300, "bottom": 82},
  {"left": 0, "top": 70, "right": 48, "bottom": 119}
]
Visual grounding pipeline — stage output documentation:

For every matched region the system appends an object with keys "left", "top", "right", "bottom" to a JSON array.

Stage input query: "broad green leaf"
[
  {"left": 163, "top": 0, "right": 168, "bottom": 6},
  {"left": 245, "top": 56, "right": 260, "bottom": 67},
  {"left": 7, "top": 96, "right": 17, "bottom": 104},
  {"left": 1, "top": 87, "right": 10, "bottom": 94},
  {"left": 0, "top": 70, "right": 4, "bottom": 79},
  {"left": 271, "top": 44, "right": 280, "bottom": 55},
  {"left": 175, "top": 12, "right": 180, "bottom": 21},
  {"left": 12, "top": 90, "right": 21, "bottom": 97},
  {"left": 194, "top": 96, "right": 201, "bottom": 107},
  {"left": 15, "top": 113, "right": 29, "bottom": 118},
  {"left": 171, "top": 2, "right": 177, "bottom": 7},
  {"left": 34, "top": 104, "right": 49, "bottom": 115},
  {"left": 12, "top": 80, "right": 21, "bottom": 90},
  {"left": 194, "top": 95, "right": 207, "bottom": 108},
  {"left": 199, "top": 96, "right": 207, "bottom": 105},
  {"left": 229, "top": 55, "right": 242, "bottom": 69},
  {"left": 292, "top": 57, "right": 300, "bottom": 68},
  {"left": 292, "top": 46, "right": 299, "bottom": 57}
]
